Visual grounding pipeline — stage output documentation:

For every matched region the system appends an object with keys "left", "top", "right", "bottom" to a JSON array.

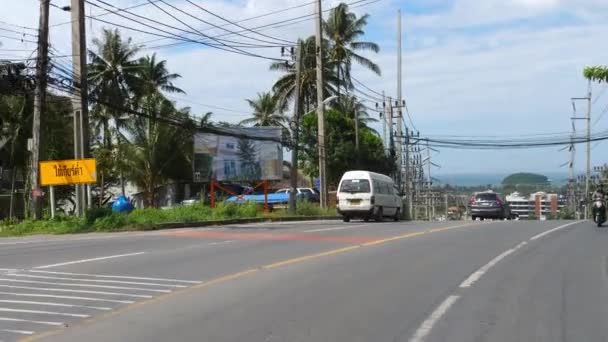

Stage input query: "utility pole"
[
  {"left": 397, "top": 9, "right": 410, "bottom": 218},
  {"left": 382, "top": 91, "right": 387, "bottom": 154},
  {"left": 315, "top": 0, "right": 328, "bottom": 208},
  {"left": 426, "top": 140, "right": 432, "bottom": 221},
  {"left": 387, "top": 96, "right": 395, "bottom": 179},
  {"left": 71, "top": 0, "right": 90, "bottom": 215},
  {"left": 586, "top": 80, "right": 592, "bottom": 220},
  {"left": 288, "top": 41, "right": 303, "bottom": 215},
  {"left": 30, "top": 0, "right": 51, "bottom": 220},
  {"left": 445, "top": 193, "right": 448, "bottom": 221}
]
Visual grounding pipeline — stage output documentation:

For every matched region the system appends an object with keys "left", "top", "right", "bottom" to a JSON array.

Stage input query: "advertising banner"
[{"left": 193, "top": 127, "right": 283, "bottom": 182}]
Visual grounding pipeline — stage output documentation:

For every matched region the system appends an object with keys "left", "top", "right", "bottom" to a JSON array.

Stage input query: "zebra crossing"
[{"left": 0, "top": 269, "right": 200, "bottom": 341}]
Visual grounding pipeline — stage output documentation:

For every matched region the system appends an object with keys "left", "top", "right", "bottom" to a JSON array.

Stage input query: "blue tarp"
[{"left": 225, "top": 193, "right": 289, "bottom": 204}]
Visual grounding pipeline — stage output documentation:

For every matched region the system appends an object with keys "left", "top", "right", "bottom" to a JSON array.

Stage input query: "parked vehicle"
[
  {"left": 469, "top": 191, "right": 511, "bottom": 220},
  {"left": 275, "top": 188, "right": 319, "bottom": 202},
  {"left": 336, "top": 171, "right": 403, "bottom": 222}
]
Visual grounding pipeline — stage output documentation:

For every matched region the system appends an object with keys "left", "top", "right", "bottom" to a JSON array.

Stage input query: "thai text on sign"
[{"left": 40, "top": 158, "right": 97, "bottom": 186}]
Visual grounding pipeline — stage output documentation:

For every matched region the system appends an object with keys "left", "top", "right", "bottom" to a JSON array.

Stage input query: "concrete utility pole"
[
  {"left": 445, "top": 193, "right": 448, "bottom": 221},
  {"left": 586, "top": 80, "right": 592, "bottom": 220},
  {"left": 382, "top": 91, "right": 387, "bottom": 153},
  {"left": 315, "top": 0, "right": 328, "bottom": 208},
  {"left": 71, "top": 0, "right": 90, "bottom": 215},
  {"left": 387, "top": 96, "right": 394, "bottom": 173},
  {"left": 288, "top": 41, "right": 303, "bottom": 215},
  {"left": 30, "top": 0, "right": 51, "bottom": 219},
  {"left": 426, "top": 140, "right": 432, "bottom": 221}
]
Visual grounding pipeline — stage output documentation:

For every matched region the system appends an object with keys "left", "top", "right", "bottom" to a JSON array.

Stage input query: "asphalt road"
[{"left": 0, "top": 219, "right": 603, "bottom": 342}]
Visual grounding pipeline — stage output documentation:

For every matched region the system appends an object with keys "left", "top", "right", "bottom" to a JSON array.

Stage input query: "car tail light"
[
  {"left": 370, "top": 196, "right": 375, "bottom": 205},
  {"left": 496, "top": 198, "right": 503, "bottom": 206},
  {"left": 469, "top": 197, "right": 476, "bottom": 205}
]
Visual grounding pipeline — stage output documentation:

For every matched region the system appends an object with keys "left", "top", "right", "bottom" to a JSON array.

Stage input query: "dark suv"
[{"left": 469, "top": 192, "right": 511, "bottom": 220}]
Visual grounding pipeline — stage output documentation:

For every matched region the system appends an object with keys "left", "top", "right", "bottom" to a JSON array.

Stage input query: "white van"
[{"left": 336, "top": 171, "right": 403, "bottom": 222}]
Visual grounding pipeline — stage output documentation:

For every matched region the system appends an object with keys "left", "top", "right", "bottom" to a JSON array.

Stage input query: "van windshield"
[{"left": 339, "top": 179, "right": 371, "bottom": 193}]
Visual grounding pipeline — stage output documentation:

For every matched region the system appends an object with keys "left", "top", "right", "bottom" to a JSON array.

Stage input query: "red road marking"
[{"left": 164, "top": 231, "right": 379, "bottom": 244}]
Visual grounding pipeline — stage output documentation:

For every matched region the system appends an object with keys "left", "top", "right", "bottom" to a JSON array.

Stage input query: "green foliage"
[
  {"left": 299, "top": 109, "right": 396, "bottom": 187},
  {"left": 502, "top": 173, "right": 549, "bottom": 186},
  {"left": 85, "top": 207, "right": 113, "bottom": 225},
  {"left": 240, "top": 92, "right": 287, "bottom": 127},
  {"left": 584, "top": 66, "right": 608, "bottom": 83}
]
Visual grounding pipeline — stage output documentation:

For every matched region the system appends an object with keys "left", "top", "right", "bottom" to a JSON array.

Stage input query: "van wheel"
[
  {"left": 393, "top": 208, "right": 401, "bottom": 222},
  {"left": 363, "top": 217, "right": 370, "bottom": 222},
  {"left": 343, "top": 216, "right": 350, "bottom": 223},
  {"left": 375, "top": 207, "right": 384, "bottom": 222}
]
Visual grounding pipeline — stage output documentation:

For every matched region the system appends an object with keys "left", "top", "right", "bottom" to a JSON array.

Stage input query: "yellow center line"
[{"left": 22, "top": 221, "right": 487, "bottom": 342}]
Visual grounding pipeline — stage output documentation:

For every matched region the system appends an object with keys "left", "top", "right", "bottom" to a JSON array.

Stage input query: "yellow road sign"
[{"left": 40, "top": 158, "right": 97, "bottom": 186}]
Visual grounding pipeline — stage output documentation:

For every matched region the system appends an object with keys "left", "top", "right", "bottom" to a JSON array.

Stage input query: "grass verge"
[{"left": 0, "top": 201, "right": 336, "bottom": 237}]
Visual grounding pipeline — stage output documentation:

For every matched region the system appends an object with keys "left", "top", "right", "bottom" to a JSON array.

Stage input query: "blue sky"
[{"left": 2, "top": 0, "right": 608, "bottom": 175}]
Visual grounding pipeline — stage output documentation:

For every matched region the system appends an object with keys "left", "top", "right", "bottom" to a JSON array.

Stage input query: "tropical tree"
[
  {"left": 333, "top": 95, "right": 378, "bottom": 129},
  {"left": 241, "top": 91, "right": 287, "bottom": 127},
  {"left": 584, "top": 66, "right": 608, "bottom": 83},
  {"left": 135, "top": 53, "right": 184, "bottom": 99},
  {"left": 122, "top": 94, "right": 194, "bottom": 207},
  {"left": 270, "top": 36, "right": 340, "bottom": 113},
  {"left": 324, "top": 3, "right": 380, "bottom": 95}
]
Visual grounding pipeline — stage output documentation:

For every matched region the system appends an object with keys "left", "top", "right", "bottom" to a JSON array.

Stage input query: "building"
[{"left": 506, "top": 191, "right": 566, "bottom": 219}]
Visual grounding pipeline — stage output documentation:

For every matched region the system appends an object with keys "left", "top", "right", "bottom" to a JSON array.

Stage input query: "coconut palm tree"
[
  {"left": 135, "top": 53, "right": 184, "bottom": 99},
  {"left": 270, "top": 36, "right": 340, "bottom": 113},
  {"left": 324, "top": 3, "right": 380, "bottom": 96},
  {"left": 241, "top": 91, "right": 287, "bottom": 127},
  {"left": 333, "top": 95, "right": 378, "bottom": 129}
]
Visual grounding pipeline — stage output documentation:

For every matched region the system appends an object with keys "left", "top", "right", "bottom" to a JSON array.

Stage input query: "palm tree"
[
  {"left": 122, "top": 95, "right": 194, "bottom": 207},
  {"left": 241, "top": 91, "right": 287, "bottom": 127},
  {"left": 270, "top": 36, "right": 340, "bottom": 113},
  {"left": 324, "top": 3, "right": 380, "bottom": 95},
  {"left": 333, "top": 95, "right": 378, "bottom": 129},
  {"left": 88, "top": 29, "right": 142, "bottom": 198},
  {"left": 136, "top": 53, "right": 184, "bottom": 99}
]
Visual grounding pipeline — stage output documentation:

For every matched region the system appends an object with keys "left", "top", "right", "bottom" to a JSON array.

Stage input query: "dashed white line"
[
  {"left": 33, "top": 252, "right": 146, "bottom": 269},
  {"left": 0, "top": 291, "right": 134, "bottom": 304},
  {"left": 459, "top": 248, "right": 517, "bottom": 288},
  {"left": 0, "top": 317, "right": 64, "bottom": 326},
  {"left": 0, "top": 278, "right": 171, "bottom": 293},
  {"left": 208, "top": 240, "right": 236, "bottom": 246},
  {"left": 7, "top": 273, "right": 188, "bottom": 288},
  {"left": 29, "top": 270, "right": 200, "bottom": 284},
  {"left": 0, "top": 300, "right": 111, "bottom": 311},
  {"left": 529, "top": 221, "right": 583, "bottom": 241},
  {"left": 0, "top": 308, "right": 89, "bottom": 318},
  {"left": 409, "top": 295, "right": 460, "bottom": 342},
  {"left": 0, "top": 285, "right": 153, "bottom": 298},
  {"left": 303, "top": 225, "right": 373, "bottom": 233},
  {"left": 1, "top": 329, "right": 34, "bottom": 335}
]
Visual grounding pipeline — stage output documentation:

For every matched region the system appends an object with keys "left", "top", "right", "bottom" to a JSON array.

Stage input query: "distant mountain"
[
  {"left": 502, "top": 173, "right": 549, "bottom": 185},
  {"left": 435, "top": 172, "right": 568, "bottom": 187}
]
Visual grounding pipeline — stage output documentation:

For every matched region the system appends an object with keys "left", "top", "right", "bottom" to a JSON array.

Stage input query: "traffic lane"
[
  {"left": 29, "top": 221, "right": 484, "bottom": 282},
  {"left": 0, "top": 221, "right": 483, "bottom": 341},
  {"left": 427, "top": 221, "right": 604, "bottom": 342},
  {"left": 0, "top": 220, "right": 372, "bottom": 270},
  {"left": 36, "top": 220, "right": 571, "bottom": 342}
]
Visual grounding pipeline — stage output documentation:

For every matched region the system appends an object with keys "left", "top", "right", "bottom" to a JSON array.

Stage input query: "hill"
[{"left": 502, "top": 173, "right": 549, "bottom": 186}]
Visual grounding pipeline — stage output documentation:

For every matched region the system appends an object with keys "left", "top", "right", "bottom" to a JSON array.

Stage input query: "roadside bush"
[
  {"left": 85, "top": 207, "right": 113, "bottom": 225},
  {"left": 212, "top": 202, "right": 239, "bottom": 219},
  {"left": 236, "top": 201, "right": 260, "bottom": 218},
  {"left": 92, "top": 213, "right": 131, "bottom": 232}
]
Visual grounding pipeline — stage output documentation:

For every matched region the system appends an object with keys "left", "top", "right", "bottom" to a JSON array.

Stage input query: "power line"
[
  {"left": 138, "top": 0, "right": 381, "bottom": 51},
  {"left": 50, "top": 0, "right": 164, "bottom": 28},
  {"left": 0, "top": 27, "right": 38, "bottom": 38},
  {"left": 351, "top": 76, "right": 384, "bottom": 97},
  {"left": 0, "top": 35, "right": 38, "bottom": 44},
  {"left": 183, "top": 0, "right": 295, "bottom": 45},
  {"left": 165, "top": 95, "right": 251, "bottom": 115},
  {"left": 0, "top": 20, "right": 38, "bottom": 32},
  {"left": 145, "top": 0, "right": 290, "bottom": 48}
]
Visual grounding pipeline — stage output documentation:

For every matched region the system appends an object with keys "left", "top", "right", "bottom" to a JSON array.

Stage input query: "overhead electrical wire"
[
  {"left": 182, "top": 0, "right": 295, "bottom": 45},
  {"left": 51, "top": 0, "right": 164, "bottom": 28},
  {"left": 0, "top": 20, "right": 38, "bottom": 32},
  {"left": 0, "top": 35, "right": 38, "bottom": 44},
  {"left": 144, "top": 0, "right": 289, "bottom": 48}
]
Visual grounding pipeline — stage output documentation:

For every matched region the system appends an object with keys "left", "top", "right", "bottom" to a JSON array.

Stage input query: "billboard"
[{"left": 193, "top": 127, "right": 283, "bottom": 182}]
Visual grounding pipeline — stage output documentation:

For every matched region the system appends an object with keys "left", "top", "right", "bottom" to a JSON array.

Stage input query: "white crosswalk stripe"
[{"left": 0, "top": 269, "right": 199, "bottom": 341}]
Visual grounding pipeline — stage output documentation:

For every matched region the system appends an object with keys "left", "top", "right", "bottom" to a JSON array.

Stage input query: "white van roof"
[{"left": 341, "top": 170, "right": 394, "bottom": 183}]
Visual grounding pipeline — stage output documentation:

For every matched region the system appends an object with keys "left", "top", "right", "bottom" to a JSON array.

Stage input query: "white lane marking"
[
  {"left": 0, "top": 285, "right": 153, "bottom": 298},
  {"left": 208, "top": 240, "right": 235, "bottom": 246},
  {"left": 0, "top": 291, "right": 134, "bottom": 304},
  {"left": 529, "top": 221, "right": 583, "bottom": 241},
  {"left": 0, "top": 269, "right": 16, "bottom": 271},
  {"left": 459, "top": 248, "right": 517, "bottom": 288},
  {"left": 303, "top": 224, "right": 373, "bottom": 233},
  {"left": 409, "top": 295, "right": 460, "bottom": 342},
  {"left": 0, "top": 308, "right": 89, "bottom": 318},
  {"left": 7, "top": 274, "right": 187, "bottom": 288},
  {"left": 29, "top": 270, "right": 200, "bottom": 284},
  {"left": 0, "top": 300, "right": 111, "bottom": 311},
  {"left": 0, "top": 278, "right": 171, "bottom": 293},
  {"left": 1, "top": 329, "right": 34, "bottom": 335},
  {"left": 0, "top": 317, "right": 63, "bottom": 326},
  {"left": 33, "top": 252, "right": 145, "bottom": 269}
]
